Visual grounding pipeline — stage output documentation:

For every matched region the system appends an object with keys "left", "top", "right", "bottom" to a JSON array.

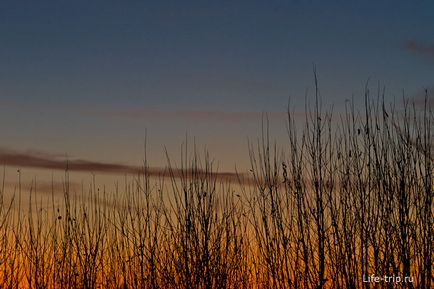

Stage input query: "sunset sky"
[{"left": 0, "top": 1, "right": 433, "bottom": 182}]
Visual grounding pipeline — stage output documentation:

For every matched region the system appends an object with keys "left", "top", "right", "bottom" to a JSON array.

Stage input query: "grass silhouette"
[{"left": 0, "top": 86, "right": 432, "bottom": 289}]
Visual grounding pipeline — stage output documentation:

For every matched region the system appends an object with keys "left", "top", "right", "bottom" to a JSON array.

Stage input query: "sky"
[{"left": 0, "top": 0, "right": 433, "bottom": 186}]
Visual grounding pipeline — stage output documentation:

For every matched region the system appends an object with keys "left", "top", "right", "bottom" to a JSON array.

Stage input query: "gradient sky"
[{"left": 0, "top": 0, "right": 433, "bottom": 181}]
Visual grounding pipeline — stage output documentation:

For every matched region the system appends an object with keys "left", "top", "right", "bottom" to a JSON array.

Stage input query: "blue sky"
[{"left": 0, "top": 0, "right": 433, "bottom": 175}]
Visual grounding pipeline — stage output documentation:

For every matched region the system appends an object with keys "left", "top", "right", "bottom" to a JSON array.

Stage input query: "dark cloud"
[
  {"left": 0, "top": 149, "right": 138, "bottom": 174},
  {"left": 404, "top": 40, "right": 434, "bottom": 59},
  {"left": 0, "top": 148, "right": 248, "bottom": 184}
]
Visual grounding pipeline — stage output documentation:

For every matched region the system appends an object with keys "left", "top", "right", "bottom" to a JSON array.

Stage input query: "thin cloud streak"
[
  {"left": 92, "top": 108, "right": 289, "bottom": 123},
  {"left": 405, "top": 40, "right": 434, "bottom": 59},
  {"left": 0, "top": 149, "right": 250, "bottom": 184},
  {"left": 2, "top": 180, "right": 81, "bottom": 194}
]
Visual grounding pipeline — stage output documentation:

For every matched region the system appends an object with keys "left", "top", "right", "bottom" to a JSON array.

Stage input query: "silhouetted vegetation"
[{"left": 0, "top": 85, "right": 432, "bottom": 288}]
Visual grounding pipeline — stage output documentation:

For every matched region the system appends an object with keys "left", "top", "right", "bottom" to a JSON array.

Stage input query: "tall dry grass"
[{"left": 0, "top": 85, "right": 432, "bottom": 289}]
